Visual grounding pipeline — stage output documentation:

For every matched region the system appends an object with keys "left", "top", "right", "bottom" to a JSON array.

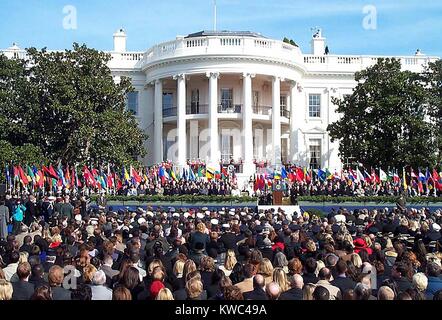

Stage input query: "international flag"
[
  {"left": 18, "top": 166, "right": 29, "bottom": 185},
  {"left": 83, "top": 166, "right": 95, "bottom": 186},
  {"left": 418, "top": 169, "right": 426, "bottom": 182},
  {"left": 379, "top": 168, "right": 388, "bottom": 182},
  {"left": 348, "top": 169, "right": 356, "bottom": 182},
  {"left": 5, "top": 166, "right": 11, "bottom": 187},
  {"left": 189, "top": 167, "right": 196, "bottom": 181},
  {"left": 170, "top": 168, "right": 178, "bottom": 181},
  {"left": 130, "top": 166, "right": 142, "bottom": 184},
  {"left": 333, "top": 170, "right": 341, "bottom": 181},
  {"left": 410, "top": 167, "right": 418, "bottom": 180},
  {"left": 281, "top": 167, "right": 288, "bottom": 179},
  {"left": 296, "top": 167, "right": 305, "bottom": 182},
  {"left": 197, "top": 166, "right": 205, "bottom": 178},
  {"left": 221, "top": 167, "right": 229, "bottom": 180},
  {"left": 403, "top": 168, "right": 408, "bottom": 189},
  {"left": 317, "top": 168, "right": 326, "bottom": 182},
  {"left": 42, "top": 165, "right": 59, "bottom": 180},
  {"left": 325, "top": 169, "right": 333, "bottom": 180},
  {"left": 393, "top": 170, "right": 400, "bottom": 184},
  {"left": 356, "top": 168, "right": 365, "bottom": 183},
  {"left": 304, "top": 167, "right": 311, "bottom": 183},
  {"left": 122, "top": 166, "right": 130, "bottom": 184},
  {"left": 363, "top": 170, "right": 372, "bottom": 183},
  {"left": 206, "top": 166, "right": 216, "bottom": 180},
  {"left": 273, "top": 169, "right": 281, "bottom": 180}
]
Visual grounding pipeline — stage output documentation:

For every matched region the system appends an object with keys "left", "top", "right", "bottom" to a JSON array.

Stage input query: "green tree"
[
  {"left": 423, "top": 59, "right": 442, "bottom": 163},
  {"left": 327, "top": 58, "right": 436, "bottom": 169},
  {"left": 0, "top": 43, "right": 147, "bottom": 168}
]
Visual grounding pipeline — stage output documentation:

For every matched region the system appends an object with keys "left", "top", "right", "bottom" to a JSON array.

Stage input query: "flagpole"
[{"left": 213, "top": 0, "right": 217, "bottom": 31}]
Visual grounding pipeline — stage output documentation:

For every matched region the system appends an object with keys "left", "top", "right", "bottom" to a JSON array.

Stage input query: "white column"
[
  {"left": 207, "top": 72, "right": 220, "bottom": 165},
  {"left": 154, "top": 79, "right": 163, "bottom": 164},
  {"left": 242, "top": 73, "right": 255, "bottom": 176},
  {"left": 289, "top": 81, "right": 297, "bottom": 164},
  {"left": 174, "top": 74, "right": 187, "bottom": 167},
  {"left": 272, "top": 76, "right": 282, "bottom": 168}
]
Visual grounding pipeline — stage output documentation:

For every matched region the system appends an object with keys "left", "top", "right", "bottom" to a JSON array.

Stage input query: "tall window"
[
  {"left": 127, "top": 91, "right": 139, "bottom": 115},
  {"left": 162, "top": 92, "right": 174, "bottom": 116},
  {"left": 280, "top": 95, "right": 288, "bottom": 117},
  {"left": 253, "top": 91, "right": 259, "bottom": 107},
  {"left": 309, "top": 94, "right": 321, "bottom": 118},
  {"left": 190, "top": 89, "right": 200, "bottom": 114},
  {"left": 220, "top": 88, "right": 233, "bottom": 111},
  {"left": 309, "top": 139, "right": 321, "bottom": 169},
  {"left": 221, "top": 134, "right": 233, "bottom": 161}
]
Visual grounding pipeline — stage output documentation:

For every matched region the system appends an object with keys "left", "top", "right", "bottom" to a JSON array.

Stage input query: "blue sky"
[{"left": 0, "top": 0, "right": 441, "bottom": 56}]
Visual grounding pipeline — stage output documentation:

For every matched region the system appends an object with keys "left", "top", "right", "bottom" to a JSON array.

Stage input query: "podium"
[
  {"left": 272, "top": 183, "right": 284, "bottom": 205},
  {"left": 273, "top": 191, "right": 283, "bottom": 205}
]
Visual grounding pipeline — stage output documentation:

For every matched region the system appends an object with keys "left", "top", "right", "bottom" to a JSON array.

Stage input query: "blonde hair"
[
  {"left": 350, "top": 254, "right": 363, "bottom": 269},
  {"left": 173, "top": 259, "right": 185, "bottom": 277},
  {"left": 305, "top": 240, "right": 317, "bottom": 252},
  {"left": 186, "top": 278, "right": 203, "bottom": 299},
  {"left": 258, "top": 258, "right": 274, "bottom": 277},
  {"left": 156, "top": 288, "right": 174, "bottom": 300},
  {"left": 19, "top": 251, "right": 29, "bottom": 264},
  {"left": 148, "top": 259, "right": 164, "bottom": 276},
  {"left": 83, "top": 264, "right": 97, "bottom": 283},
  {"left": 0, "top": 280, "right": 13, "bottom": 300},
  {"left": 200, "top": 256, "right": 215, "bottom": 272},
  {"left": 302, "top": 283, "right": 316, "bottom": 300},
  {"left": 196, "top": 222, "right": 206, "bottom": 233},
  {"left": 224, "top": 249, "right": 237, "bottom": 271},
  {"left": 273, "top": 268, "right": 290, "bottom": 292},
  {"left": 183, "top": 260, "right": 197, "bottom": 280}
]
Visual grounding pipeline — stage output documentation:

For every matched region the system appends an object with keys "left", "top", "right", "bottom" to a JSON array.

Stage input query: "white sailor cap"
[
  {"left": 211, "top": 219, "right": 219, "bottom": 225},
  {"left": 146, "top": 211, "right": 154, "bottom": 217},
  {"left": 137, "top": 218, "right": 147, "bottom": 225},
  {"left": 172, "top": 212, "right": 180, "bottom": 218},
  {"left": 222, "top": 223, "right": 230, "bottom": 229},
  {"left": 75, "top": 214, "right": 82, "bottom": 222},
  {"left": 183, "top": 212, "right": 190, "bottom": 218},
  {"left": 205, "top": 210, "right": 211, "bottom": 216},
  {"left": 197, "top": 212, "right": 204, "bottom": 219},
  {"left": 240, "top": 212, "right": 246, "bottom": 216},
  {"left": 219, "top": 211, "right": 225, "bottom": 215}
]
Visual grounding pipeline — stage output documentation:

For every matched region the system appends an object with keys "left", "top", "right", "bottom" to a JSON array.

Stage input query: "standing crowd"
[{"left": 0, "top": 192, "right": 441, "bottom": 301}]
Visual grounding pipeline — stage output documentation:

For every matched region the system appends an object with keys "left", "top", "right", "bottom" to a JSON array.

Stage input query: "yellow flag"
[{"left": 403, "top": 168, "right": 407, "bottom": 189}]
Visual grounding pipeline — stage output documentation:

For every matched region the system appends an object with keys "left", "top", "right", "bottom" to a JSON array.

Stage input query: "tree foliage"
[
  {"left": 423, "top": 59, "right": 442, "bottom": 163},
  {"left": 0, "top": 43, "right": 147, "bottom": 168},
  {"left": 328, "top": 58, "right": 437, "bottom": 169}
]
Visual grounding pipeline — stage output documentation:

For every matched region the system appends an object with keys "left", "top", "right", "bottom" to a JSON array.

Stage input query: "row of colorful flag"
[
  {"left": 253, "top": 166, "right": 442, "bottom": 192},
  {"left": 4, "top": 162, "right": 235, "bottom": 191}
]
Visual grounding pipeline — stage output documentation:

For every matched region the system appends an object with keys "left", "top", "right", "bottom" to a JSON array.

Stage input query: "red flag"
[
  {"left": 296, "top": 167, "right": 305, "bottom": 182},
  {"left": 305, "top": 168, "right": 311, "bottom": 183},
  {"left": 18, "top": 166, "right": 29, "bottom": 185},
  {"left": 83, "top": 166, "right": 95, "bottom": 187},
  {"left": 131, "top": 166, "right": 142, "bottom": 183},
  {"left": 371, "top": 168, "right": 380, "bottom": 184},
  {"left": 42, "top": 165, "right": 59, "bottom": 180}
]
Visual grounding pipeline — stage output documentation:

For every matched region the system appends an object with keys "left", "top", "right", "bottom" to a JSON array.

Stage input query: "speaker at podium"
[{"left": 272, "top": 182, "right": 284, "bottom": 206}]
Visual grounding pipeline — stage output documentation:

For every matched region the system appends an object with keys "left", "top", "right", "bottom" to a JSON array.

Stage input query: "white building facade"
[{"left": 2, "top": 29, "right": 438, "bottom": 180}]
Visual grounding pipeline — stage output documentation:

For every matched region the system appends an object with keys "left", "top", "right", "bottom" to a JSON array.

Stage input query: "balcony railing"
[
  {"left": 218, "top": 104, "right": 242, "bottom": 114},
  {"left": 186, "top": 104, "right": 209, "bottom": 115},
  {"left": 163, "top": 107, "right": 177, "bottom": 117},
  {"left": 280, "top": 109, "right": 291, "bottom": 119},
  {"left": 253, "top": 105, "right": 272, "bottom": 116}
]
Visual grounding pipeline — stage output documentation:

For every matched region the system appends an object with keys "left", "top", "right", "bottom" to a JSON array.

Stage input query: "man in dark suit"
[
  {"left": 29, "top": 264, "right": 48, "bottom": 289},
  {"left": 302, "top": 258, "right": 319, "bottom": 284},
  {"left": 331, "top": 259, "right": 356, "bottom": 293},
  {"left": 12, "top": 262, "right": 35, "bottom": 300},
  {"left": 243, "top": 274, "right": 268, "bottom": 300},
  {"left": 48, "top": 265, "right": 72, "bottom": 300},
  {"left": 279, "top": 274, "right": 304, "bottom": 300}
]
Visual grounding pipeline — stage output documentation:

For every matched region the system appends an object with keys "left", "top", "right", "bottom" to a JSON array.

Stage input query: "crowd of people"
[{"left": 0, "top": 191, "right": 441, "bottom": 301}]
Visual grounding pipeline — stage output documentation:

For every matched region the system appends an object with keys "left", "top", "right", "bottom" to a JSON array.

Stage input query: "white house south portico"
[{"left": 2, "top": 28, "right": 438, "bottom": 182}]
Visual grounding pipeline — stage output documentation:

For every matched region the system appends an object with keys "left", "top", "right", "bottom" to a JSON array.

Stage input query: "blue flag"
[
  {"left": 317, "top": 168, "right": 326, "bottom": 181},
  {"left": 281, "top": 167, "right": 288, "bottom": 179},
  {"left": 189, "top": 168, "right": 196, "bottom": 181}
]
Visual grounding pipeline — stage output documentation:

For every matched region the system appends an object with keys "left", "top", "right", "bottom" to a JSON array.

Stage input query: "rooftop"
[{"left": 186, "top": 30, "right": 267, "bottom": 39}]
